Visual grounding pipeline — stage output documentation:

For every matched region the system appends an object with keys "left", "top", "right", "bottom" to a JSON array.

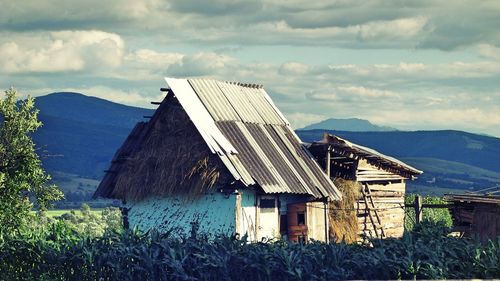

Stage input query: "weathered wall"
[
  {"left": 357, "top": 181, "right": 406, "bottom": 238},
  {"left": 238, "top": 193, "right": 311, "bottom": 242},
  {"left": 238, "top": 191, "right": 257, "bottom": 241},
  {"left": 306, "top": 202, "right": 327, "bottom": 242},
  {"left": 127, "top": 192, "right": 236, "bottom": 237}
]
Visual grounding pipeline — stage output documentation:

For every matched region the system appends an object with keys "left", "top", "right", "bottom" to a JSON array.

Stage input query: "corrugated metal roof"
[
  {"left": 188, "top": 79, "right": 240, "bottom": 122},
  {"left": 312, "top": 133, "right": 422, "bottom": 176},
  {"left": 165, "top": 77, "right": 341, "bottom": 200},
  {"left": 165, "top": 78, "right": 237, "bottom": 155}
]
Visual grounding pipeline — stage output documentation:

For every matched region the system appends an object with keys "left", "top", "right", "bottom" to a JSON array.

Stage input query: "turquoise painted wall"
[{"left": 127, "top": 192, "right": 236, "bottom": 237}]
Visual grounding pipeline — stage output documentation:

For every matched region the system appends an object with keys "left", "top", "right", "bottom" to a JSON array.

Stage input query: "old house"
[
  {"left": 94, "top": 78, "right": 341, "bottom": 242},
  {"left": 445, "top": 190, "right": 500, "bottom": 243},
  {"left": 308, "top": 133, "right": 422, "bottom": 239}
]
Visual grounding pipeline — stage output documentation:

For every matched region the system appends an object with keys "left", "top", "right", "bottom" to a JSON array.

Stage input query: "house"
[
  {"left": 94, "top": 78, "right": 341, "bottom": 242},
  {"left": 308, "top": 133, "right": 422, "bottom": 239},
  {"left": 445, "top": 189, "right": 500, "bottom": 243}
]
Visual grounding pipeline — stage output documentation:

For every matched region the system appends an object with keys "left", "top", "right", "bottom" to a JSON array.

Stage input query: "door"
[{"left": 257, "top": 196, "right": 278, "bottom": 240}]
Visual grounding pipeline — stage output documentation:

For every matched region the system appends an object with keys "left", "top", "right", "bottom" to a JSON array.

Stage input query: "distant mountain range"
[
  {"left": 297, "top": 130, "right": 500, "bottom": 193},
  {"left": 31, "top": 92, "right": 500, "bottom": 199},
  {"left": 34, "top": 93, "right": 154, "bottom": 179},
  {"left": 300, "top": 118, "right": 396, "bottom": 131}
]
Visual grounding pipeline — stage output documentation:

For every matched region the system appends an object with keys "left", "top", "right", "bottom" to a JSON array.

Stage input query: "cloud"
[
  {"left": 478, "top": 44, "right": 500, "bottom": 61},
  {"left": 0, "top": 0, "right": 157, "bottom": 30},
  {"left": 279, "top": 62, "right": 310, "bottom": 75},
  {"left": 370, "top": 107, "right": 500, "bottom": 135},
  {"left": 26, "top": 86, "right": 162, "bottom": 108},
  {"left": 284, "top": 112, "right": 327, "bottom": 130},
  {"left": 167, "top": 52, "right": 236, "bottom": 77},
  {"left": 0, "top": 30, "right": 124, "bottom": 73},
  {"left": 1, "top": 1, "right": 498, "bottom": 50},
  {"left": 306, "top": 85, "right": 401, "bottom": 102}
]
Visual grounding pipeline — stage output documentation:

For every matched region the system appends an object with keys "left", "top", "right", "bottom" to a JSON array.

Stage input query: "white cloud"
[
  {"left": 284, "top": 112, "right": 327, "bottom": 130},
  {"left": 370, "top": 107, "right": 500, "bottom": 135},
  {"left": 0, "top": 30, "right": 124, "bottom": 73},
  {"left": 126, "top": 49, "right": 184, "bottom": 68},
  {"left": 478, "top": 44, "right": 500, "bottom": 61},
  {"left": 167, "top": 52, "right": 236, "bottom": 77},
  {"left": 26, "top": 86, "right": 162, "bottom": 108},
  {"left": 307, "top": 85, "right": 400, "bottom": 102},
  {"left": 279, "top": 62, "right": 310, "bottom": 75}
]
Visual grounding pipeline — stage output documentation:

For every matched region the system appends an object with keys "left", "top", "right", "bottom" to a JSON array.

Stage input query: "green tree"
[{"left": 0, "top": 88, "right": 63, "bottom": 233}]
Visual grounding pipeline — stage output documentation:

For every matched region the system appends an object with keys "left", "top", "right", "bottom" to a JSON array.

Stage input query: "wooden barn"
[
  {"left": 308, "top": 133, "right": 422, "bottom": 239},
  {"left": 94, "top": 78, "right": 341, "bottom": 242},
  {"left": 445, "top": 190, "right": 500, "bottom": 243}
]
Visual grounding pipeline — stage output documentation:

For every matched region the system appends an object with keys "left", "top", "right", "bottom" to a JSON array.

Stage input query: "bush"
[
  {"left": 0, "top": 220, "right": 498, "bottom": 280},
  {"left": 405, "top": 194, "right": 453, "bottom": 231},
  {"left": 52, "top": 204, "right": 122, "bottom": 237}
]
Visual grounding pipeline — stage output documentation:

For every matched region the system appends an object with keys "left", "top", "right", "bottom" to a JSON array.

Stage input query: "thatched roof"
[
  {"left": 309, "top": 133, "right": 422, "bottom": 179},
  {"left": 94, "top": 78, "right": 341, "bottom": 201}
]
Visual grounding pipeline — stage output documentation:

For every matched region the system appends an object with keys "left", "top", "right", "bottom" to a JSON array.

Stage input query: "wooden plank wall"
[
  {"left": 356, "top": 181, "right": 406, "bottom": 238},
  {"left": 355, "top": 159, "right": 406, "bottom": 238},
  {"left": 451, "top": 202, "right": 500, "bottom": 243}
]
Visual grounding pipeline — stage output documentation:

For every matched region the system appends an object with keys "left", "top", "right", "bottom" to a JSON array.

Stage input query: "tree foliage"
[{"left": 0, "top": 88, "right": 63, "bottom": 233}]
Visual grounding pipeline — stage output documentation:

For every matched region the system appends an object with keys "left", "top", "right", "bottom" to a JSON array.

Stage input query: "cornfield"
[{"left": 0, "top": 220, "right": 498, "bottom": 281}]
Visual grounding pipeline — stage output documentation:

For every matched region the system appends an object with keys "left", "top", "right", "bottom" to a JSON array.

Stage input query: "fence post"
[{"left": 415, "top": 195, "right": 423, "bottom": 224}]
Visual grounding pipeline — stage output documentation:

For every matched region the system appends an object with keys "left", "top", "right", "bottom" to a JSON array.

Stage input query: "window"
[
  {"left": 297, "top": 212, "right": 305, "bottom": 225},
  {"left": 260, "top": 198, "right": 276, "bottom": 208}
]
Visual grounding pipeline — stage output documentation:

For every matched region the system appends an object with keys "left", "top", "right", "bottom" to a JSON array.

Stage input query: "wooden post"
[
  {"left": 235, "top": 191, "right": 242, "bottom": 236},
  {"left": 415, "top": 195, "right": 423, "bottom": 224},
  {"left": 325, "top": 147, "right": 331, "bottom": 178},
  {"left": 324, "top": 200, "right": 329, "bottom": 243}
]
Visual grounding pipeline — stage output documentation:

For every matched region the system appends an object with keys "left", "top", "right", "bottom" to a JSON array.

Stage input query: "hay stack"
[{"left": 329, "top": 178, "right": 360, "bottom": 243}]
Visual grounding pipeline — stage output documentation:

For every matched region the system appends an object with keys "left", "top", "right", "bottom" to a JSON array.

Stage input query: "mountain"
[
  {"left": 300, "top": 118, "right": 396, "bottom": 131},
  {"left": 34, "top": 92, "right": 155, "bottom": 179},
  {"left": 36, "top": 92, "right": 154, "bottom": 128},
  {"left": 296, "top": 130, "right": 500, "bottom": 192},
  {"left": 28, "top": 92, "right": 500, "bottom": 200}
]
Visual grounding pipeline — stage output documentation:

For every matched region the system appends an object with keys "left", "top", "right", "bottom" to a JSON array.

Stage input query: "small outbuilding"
[
  {"left": 308, "top": 133, "right": 422, "bottom": 239},
  {"left": 94, "top": 78, "right": 341, "bottom": 242},
  {"left": 445, "top": 190, "right": 500, "bottom": 243}
]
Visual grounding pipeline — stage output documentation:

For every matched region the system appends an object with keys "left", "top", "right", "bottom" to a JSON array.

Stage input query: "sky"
[{"left": 0, "top": 1, "right": 499, "bottom": 136}]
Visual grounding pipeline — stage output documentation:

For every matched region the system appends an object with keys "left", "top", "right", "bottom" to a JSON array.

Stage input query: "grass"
[
  {"left": 32, "top": 209, "right": 104, "bottom": 218},
  {"left": 50, "top": 171, "right": 100, "bottom": 193}
]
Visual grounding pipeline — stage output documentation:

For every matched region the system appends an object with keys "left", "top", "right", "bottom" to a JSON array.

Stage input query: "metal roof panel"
[{"left": 188, "top": 79, "right": 240, "bottom": 122}]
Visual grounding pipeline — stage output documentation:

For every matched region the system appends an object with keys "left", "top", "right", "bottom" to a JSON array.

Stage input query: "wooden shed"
[
  {"left": 308, "top": 133, "right": 422, "bottom": 239},
  {"left": 94, "top": 78, "right": 341, "bottom": 242},
  {"left": 445, "top": 190, "right": 500, "bottom": 243}
]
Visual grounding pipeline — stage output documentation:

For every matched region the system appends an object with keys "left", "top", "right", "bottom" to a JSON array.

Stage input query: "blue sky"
[{"left": 0, "top": 0, "right": 499, "bottom": 136}]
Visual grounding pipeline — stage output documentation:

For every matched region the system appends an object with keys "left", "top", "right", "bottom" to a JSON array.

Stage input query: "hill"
[
  {"left": 28, "top": 93, "right": 500, "bottom": 199},
  {"left": 300, "top": 118, "right": 396, "bottom": 131},
  {"left": 35, "top": 92, "right": 155, "bottom": 179},
  {"left": 296, "top": 130, "right": 500, "bottom": 192}
]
